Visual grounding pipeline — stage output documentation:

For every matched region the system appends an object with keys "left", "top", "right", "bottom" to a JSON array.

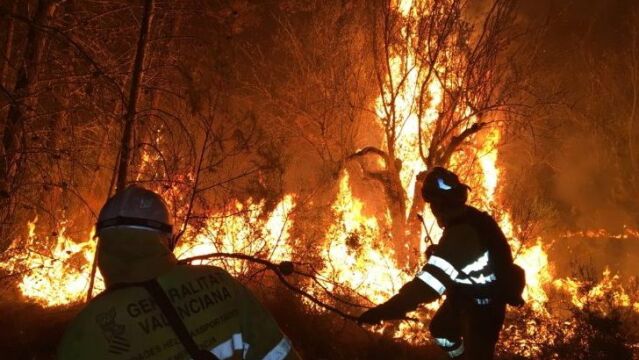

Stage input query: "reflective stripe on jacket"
[{"left": 416, "top": 216, "right": 498, "bottom": 299}]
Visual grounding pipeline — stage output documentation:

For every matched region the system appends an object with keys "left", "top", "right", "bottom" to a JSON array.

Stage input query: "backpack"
[{"left": 459, "top": 207, "right": 526, "bottom": 307}]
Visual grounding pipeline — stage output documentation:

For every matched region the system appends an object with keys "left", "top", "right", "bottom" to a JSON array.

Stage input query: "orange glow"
[
  {"left": 315, "top": 171, "right": 408, "bottom": 305},
  {"left": 0, "top": 196, "right": 295, "bottom": 307},
  {"left": 174, "top": 195, "right": 296, "bottom": 274},
  {"left": 0, "top": 1, "right": 637, "bottom": 357},
  {"left": 0, "top": 218, "right": 103, "bottom": 306}
]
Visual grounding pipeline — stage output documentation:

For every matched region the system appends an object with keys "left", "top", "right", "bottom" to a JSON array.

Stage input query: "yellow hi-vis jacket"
[{"left": 58, "top": 264, "right": 298, "bottom": 360}]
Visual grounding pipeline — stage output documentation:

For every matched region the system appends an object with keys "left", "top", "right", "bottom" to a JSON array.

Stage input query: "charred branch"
[
  {"left": 115, "top": 0, "right": 154, "bottom": 192},
  {"left": 437, "top": 121, "right": 487, "bottom": 166}
]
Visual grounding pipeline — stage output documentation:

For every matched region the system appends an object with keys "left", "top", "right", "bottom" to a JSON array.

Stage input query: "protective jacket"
[
  {"left": 369, "top": 205, "right": 512, "bottom": 359},
  {"left": 58, "top": 228, "right": 298, "bottom": 360},
  {"left": 369, "top": 206, "right": 505, "bottom": 315}
]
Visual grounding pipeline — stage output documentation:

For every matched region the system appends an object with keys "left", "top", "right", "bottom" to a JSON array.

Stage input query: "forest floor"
[
  {"left": 2, "top": 281, "right": 634, "bottom": 359},
  {"left": 0, "top": 295, "right": 463, "bottom": 360}
]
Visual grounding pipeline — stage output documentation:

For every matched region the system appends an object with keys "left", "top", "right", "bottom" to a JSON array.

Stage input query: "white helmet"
[{"left": 97, "top": 186, "right": 172, "bottom": 235}]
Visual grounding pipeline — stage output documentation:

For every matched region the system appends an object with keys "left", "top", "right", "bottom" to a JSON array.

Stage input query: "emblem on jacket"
[{"left": 96, "top": 307, "right": 131, "bottom": 354}]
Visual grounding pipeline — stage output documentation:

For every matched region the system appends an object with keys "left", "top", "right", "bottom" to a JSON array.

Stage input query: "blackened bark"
[
  {"left": 115, "top": 0, "right": 154, "bottom": 192},
  {"left": 348, "top": 146, "right": 409, "bottom": 267},
  {"left": 0, "top": 0, "right": 60, "bottom": 251},
  {"left": 0, "top": 0, "right": 17, "bottom": 89},
  {"left": 1, "top": 0, "right": 56, "bottom": 193},
  {"left": 405, "top": 170, "right": 427, "bottom": 269}
]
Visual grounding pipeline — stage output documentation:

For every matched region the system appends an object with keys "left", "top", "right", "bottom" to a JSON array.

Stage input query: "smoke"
[
  {"left": 501, "top": 0, "right": 639, "bottom": 278},
  {"left": 222, "top": 1, "right": 380, "bottom": 198},
  {"left": 553, "top": 135, "right": 633, "bottom": 229}
]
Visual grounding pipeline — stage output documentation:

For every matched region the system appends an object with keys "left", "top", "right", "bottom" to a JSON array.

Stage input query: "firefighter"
[
  {"left": 58, "top": 186, "right": 299, "bottom": 360},
  {"left": 358, "top": 167, "right": 524, "bottom": 360}
]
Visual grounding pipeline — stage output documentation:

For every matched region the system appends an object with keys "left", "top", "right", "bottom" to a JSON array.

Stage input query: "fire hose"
[
  {"left": 178, "top": 252, "right": 418, "bottom": 325},
  {"left": 178, "top": 252, "right": 361, "bottom": 322}
]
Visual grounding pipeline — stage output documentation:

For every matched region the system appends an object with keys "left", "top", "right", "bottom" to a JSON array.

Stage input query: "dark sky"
[{"left": 519, "top": 0, "right": 638, "bottom": 54}]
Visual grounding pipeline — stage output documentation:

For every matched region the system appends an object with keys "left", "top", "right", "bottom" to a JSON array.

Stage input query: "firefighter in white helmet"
[
  {"left": 58, "top": 186, "right": 300, "bottom": 360},
  {"left": 358, "top": 167, "right": 525, "bottom": 360}
]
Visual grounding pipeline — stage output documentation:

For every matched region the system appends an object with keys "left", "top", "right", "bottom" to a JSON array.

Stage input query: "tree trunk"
[
  {"left": 45, "top": 93, "right": 69, "bottom": 222},
  {"left": 385, "top": 157, "right": 410, "bottom": 267},
  {"left": 1, "top": 0, "right": 57, "bottom": 191},
  {"left": 115, "top": 0, "right": 154, "bottom": 192},
  {"left": 132, "top": 9, "right": 182, "bottom": 182},
  {"left": 0, "top": 0, "right": 60, "bottom": 251},
  {"left": 0, "top": 0, "right": 17, "bottom": 89},
  {"left": 88, "top": 0, "right": 155, "bottom": 300},
  {"left": 405, "top": 170, "right": 428, "bottom": 269}
]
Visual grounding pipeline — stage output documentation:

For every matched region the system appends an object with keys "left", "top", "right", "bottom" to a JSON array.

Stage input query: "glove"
[
  {"left": 357, "top": 307, "right": 385, "bottom": 325},
  {"left": 425, "top": 244, "right": 439, "bottom": 259}
]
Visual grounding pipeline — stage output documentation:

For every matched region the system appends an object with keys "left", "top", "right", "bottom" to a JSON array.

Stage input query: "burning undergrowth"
[{"left": 1, "top": 159, "right": 638, "bottom": 359}]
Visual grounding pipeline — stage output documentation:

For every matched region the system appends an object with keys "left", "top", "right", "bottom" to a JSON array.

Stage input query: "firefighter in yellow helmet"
[
  {"left": 358, "top": 167, "right": 525, "bottom": 360},
  {"left": 58, "top": 186, "right": 300, "bottom": 360}
]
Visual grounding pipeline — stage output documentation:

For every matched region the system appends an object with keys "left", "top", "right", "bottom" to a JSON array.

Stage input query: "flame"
[
  {"left": 175, "top": 195, "right": 296, "bottom": 274},
  {"left": 367, "top": 0, "right": 637, "bottom": 351},
  {"left": 561, "top": 227, "right": 639, "bottom": 240},
  {"left": 0, "top": 217, "right": 103, "bottom": 306},
  {"left": 0, "top": 0, "right": 637, "bottom": 357},
  {"left": 315, "top": 171, "right": 408, "bottom": 305},
  {"left": 374, "top": 2, "right": 444, "bottom": 216},
  {"left": 478, "top": 128, "right": 500, "bottom": 204},
  {"left": 553, "top": 268, "right": 638, "bottom": 314},
  {"left": 0, "top": 196, "right": 295, "bottom": 306}
]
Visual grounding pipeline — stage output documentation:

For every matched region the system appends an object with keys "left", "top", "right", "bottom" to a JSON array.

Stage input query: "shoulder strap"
[
  {"left": 104, "top": 280, "right": 221, "bottom": 360},
  {"left": 142, "top": 280, "right": 220, "bottom": 360}
]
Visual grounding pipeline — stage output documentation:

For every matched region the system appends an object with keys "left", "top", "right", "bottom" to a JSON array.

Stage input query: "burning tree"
[{"left": 345, "top": 0, "right": 521, "bottom": 268}]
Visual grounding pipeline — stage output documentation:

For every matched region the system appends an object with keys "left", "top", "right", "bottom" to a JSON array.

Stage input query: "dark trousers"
[{"left": 429, "top": 297, "right": 506, "bottom": 359}]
